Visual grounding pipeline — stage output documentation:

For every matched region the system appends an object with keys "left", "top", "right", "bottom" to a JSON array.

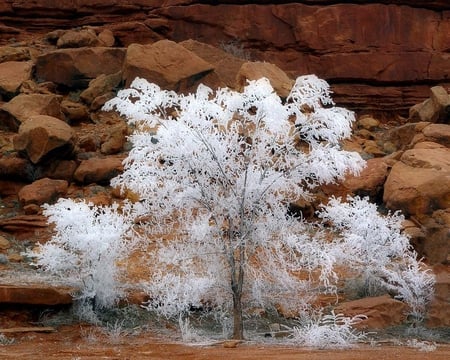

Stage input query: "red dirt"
[{"left": 0, "top": 325, "right": 448, "bottom": 360}]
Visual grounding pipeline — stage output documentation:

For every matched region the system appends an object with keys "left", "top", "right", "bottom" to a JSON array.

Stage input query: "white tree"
[
  {"left": 32, "top": 74, "right": 434, "bottom": 344},
  {"left": 103, "top": 75, "right": 367, "bottom": 339}
]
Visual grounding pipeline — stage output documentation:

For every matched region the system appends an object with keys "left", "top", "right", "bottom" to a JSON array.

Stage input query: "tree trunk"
[{"left": 232, "top": 284, "right": 244, "bottom": 340}]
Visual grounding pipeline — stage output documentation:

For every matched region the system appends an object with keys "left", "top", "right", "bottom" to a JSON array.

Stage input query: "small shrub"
[{"left": 289, "top": 311, "right": 367, "bottom": 349}]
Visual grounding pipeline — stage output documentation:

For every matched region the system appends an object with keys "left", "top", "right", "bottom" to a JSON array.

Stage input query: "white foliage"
[
  {"left": 31, "top": 199, "right": 136, "bottom": 309},
  {"left": 290, "top": 311, "right": 367, "bottom": 349},
  {"left": 318, "top": 196, "right": 435, "bottom": 320},
  {"left": 102, "top": 75, "right": 366, "bottom": 328}
]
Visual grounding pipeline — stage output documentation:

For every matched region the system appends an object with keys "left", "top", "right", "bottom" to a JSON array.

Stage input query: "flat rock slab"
[{"left": 0, "top": 284, "right": 75, "bottom": 305}]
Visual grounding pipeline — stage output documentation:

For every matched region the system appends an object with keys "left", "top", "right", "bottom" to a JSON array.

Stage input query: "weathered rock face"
[{"left": 0, "top": 1, "right": 448, "bottom": 111}]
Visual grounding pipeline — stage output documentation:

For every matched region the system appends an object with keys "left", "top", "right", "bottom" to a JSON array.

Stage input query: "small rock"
[
  {"left": 98, "top": 29, "right": 115, "bottom": 47},
  {"left": 18, "top": 178, "right": 68, "bottom": 206},
  {"left": 80, "top": 71, "right": 122, "bottom": 105},
  {"left": 61, "top": 99, "right": 89, "bottom": 123},
  {"left": 0, "top": 235, "right": 11, "bottom": 250},
  {"left": 56, "top": 28, "right": 100, "bottom": 48},
  {"left": 73, "top": 156, "right": 124, "bottom": 184},
  {"left": 358, "top": 115, "right": 380, "bottom": 130}
]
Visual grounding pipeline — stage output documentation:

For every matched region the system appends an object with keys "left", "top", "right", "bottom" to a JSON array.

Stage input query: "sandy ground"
[{"left": 0, "top": 325, "right": 448, "bottom": 360}]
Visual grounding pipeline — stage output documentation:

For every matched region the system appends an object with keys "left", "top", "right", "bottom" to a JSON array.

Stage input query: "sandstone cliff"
[{"left": 0, "top": 1, "right": 449, "bottom": 112}]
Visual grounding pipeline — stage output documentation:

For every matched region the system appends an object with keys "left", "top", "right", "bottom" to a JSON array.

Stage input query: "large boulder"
[
  {"left": 35, "top": 47, "right": 126, "bottom": 87},
  {"left": 180, "top": 39, "right": 245, "bottom": 89},
  {"left": 0, "top": 61, "right": 33, "bottom": 97},
  {"left": 122, "top": 40, "right": 214, "bottom": 92},
  {"left": 383, "top": 146, "right": 450, "bottom": 215},
  {"left": 0, "top": 93, "right": 63, "bottom": 131},
  {"left": 13, "top": 115, "right": 75, "bottom": 164}
]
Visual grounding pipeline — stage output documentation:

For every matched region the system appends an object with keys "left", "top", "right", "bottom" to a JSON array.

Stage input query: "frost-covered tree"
[
  {"left": 103, "top": 75, "right": 368, "bottom": 339},
  {"left": 31, "top": 199, "right": 136, "bottom": 310},
  {"left": 32, "top": 74, "right": 434, "bottom": 344}
]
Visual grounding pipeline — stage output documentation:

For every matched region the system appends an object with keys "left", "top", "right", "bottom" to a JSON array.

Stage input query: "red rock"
[
  {"left": 97, "top": 28, "right": 115, "bottom": 47},
  {"left": 13, "top": 115, "right": 75, "bottom": 164},
  {"left": 122, "top": 40, "right": 214, "bottom": 91},
  {"left": 236, "top": 62, "right": 294, "bottom": 98},
  {"left": 0, "top": 61, "right": 32, "bottom": 96},
  {"left": 342, "top": 157, "right": 389, "bottom": 197},
  {"left": 106, "top": 22, "right": 163, "bottom": 47},
  {"left": 0, "top": 284, "right": 74, "bottom": 306},
  {"left": 35, "top": 47, "right": 126, "bottom": 87},
  {"left": 73, "top": 156, "right": 124, "bottom": 184},
  {"left": 0, "top": 93, "right": 63, "bottom": 131},
  {"left": 335, "top": 295, "right": 408, "bottom": 329},
  {"left": 421, "top": 124, "right": 450, "bottom": 147},
  {"left": 56, "top": 28, "right": 100, "bottom": 48},
  {"left": 18, "top": 178, "right": 68, "bottom": 206},
  {"left": 383, "top": 147, "right": 450, "bottom": 215},
  {"left": 180, "top": 39, "right": 245, "bottom": 89},
  {"left": 61, "top": 99, "right": 89, "bottom": 123},
  {"left": 0, "top": 156, "right": 34, "bottom": 182},
  {"left": 0, "top": 46, "right": 30, "bottom": 63},
  {"left": 80, "top": 71, "right": 122, "bottom": 105}
]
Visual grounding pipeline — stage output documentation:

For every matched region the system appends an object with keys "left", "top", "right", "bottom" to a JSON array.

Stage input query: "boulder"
[
  {"left": 421, "top": 123, "right": 450, "bottom": 147},
  {"left": 122, "top": 40, "right": 214, "bottom": 92},
  {"left": 0, "top": 93, "right": 63, "bottom": 131},
  {"left": 335, "top": 295, "right": 408, "bottom": 329},
  {"left": 13, "top": 115, "right": 75, "bottom": 164},
  {"left": 73, "top": 156, "right": 124, "bottom": 184},
  {"left": 80, "top": 71, "right": 122, "bottom": 105},
  {"left": 0, "top": 46, "right": 31, "bottom": 63},
  {"left": 35, "top": 47, "right": 126, "bottom": 87},
  {"left": 236, "top": 61, "right": 294, "bottom": 98},
  {"left": 409, "top": 86, "right": 450, "bottom": 124},
  {"left": 106, "top": 21, "right": 163, "bottom": 47},
  {"left": 100, "top": 122, "right": 128, "bottom": 155},
  {"left": 18, "top": 178, "right": 68, "bottom": 206},
  {"left": 61, "top": 99, "right": 89, "bottom": 123},
  {"left": 383, "top": 147, "right": 450, "bottom": 215},
  {"left": 342, "top": 157, "right": 389, "bottom": 198},
  {"left": 97, "top": 29, "right": 115, "bottom": 47},
  {"left": 0, "top": 156, "right": 34, "bottom": 181},
  {"left": 427, "top": 266, "right": 450, "bottom": 327},
  {"left": 56, "top": 28, "right": 100, "bottom": 48},
  {"left": 0, "top": 61, "right": 33, "bottom": 96},
  {"left": 180, "top": 39, "right": 245, "bottom": 89}
]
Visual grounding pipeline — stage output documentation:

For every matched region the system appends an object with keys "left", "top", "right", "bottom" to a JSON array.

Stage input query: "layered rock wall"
[{"left": 0, "top": 1, "right": 449, "bottom": 111}]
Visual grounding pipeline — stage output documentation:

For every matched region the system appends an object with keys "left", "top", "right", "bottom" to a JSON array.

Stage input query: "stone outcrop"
[{"left": 1, "top": 1, "right": 448, "bottom": 111}]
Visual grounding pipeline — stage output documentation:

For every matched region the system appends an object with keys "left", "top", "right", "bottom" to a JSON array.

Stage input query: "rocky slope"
[
  {"left": 1, "top": 1, "right": 449, "bottom": 111},
  {"left": 0, "top": 2, "right": 448, "bottom": 333}
]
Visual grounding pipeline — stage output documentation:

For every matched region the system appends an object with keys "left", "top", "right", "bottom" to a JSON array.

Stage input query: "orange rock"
[{"left": 335, "top": 295, "right": 407, "bottom": 329}]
